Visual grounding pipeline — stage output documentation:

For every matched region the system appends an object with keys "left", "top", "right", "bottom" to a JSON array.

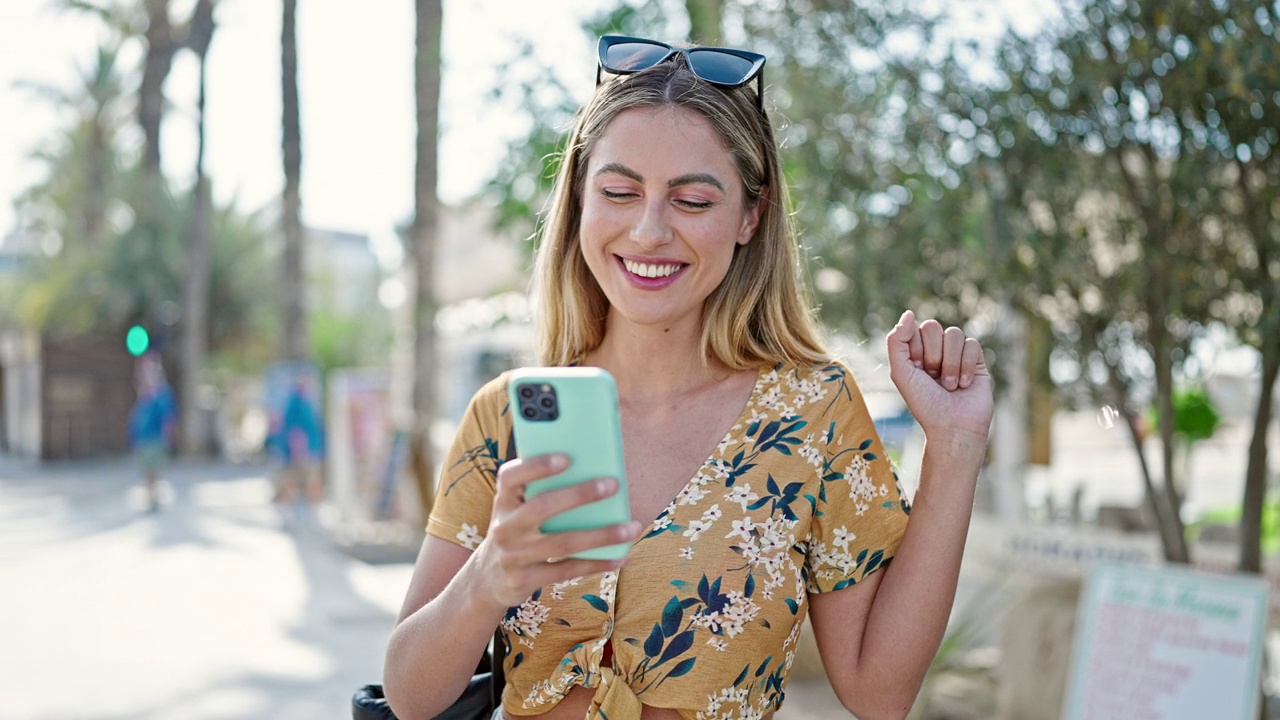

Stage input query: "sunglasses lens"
[
  {"left": 603, "top": 42, "right": 672, "bottom": 72},
  {"left": 686, "top": 50, "right": 757, "bottom": 86}
]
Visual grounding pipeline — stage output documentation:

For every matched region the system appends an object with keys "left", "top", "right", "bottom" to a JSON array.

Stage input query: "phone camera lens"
[
  {"left": 518, "top": 385, "right": 536, "bottom": 399},
  {"left": 539, "top": 396, "right": 555, "bottom": 409},
  {"left": 521, "top": 406, "right": 538, "bottom": 419}
]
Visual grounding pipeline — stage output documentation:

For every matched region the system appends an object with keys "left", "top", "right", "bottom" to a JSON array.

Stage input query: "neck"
[{"left": 585, "top": 313, "right": 733, "bottom": 405}]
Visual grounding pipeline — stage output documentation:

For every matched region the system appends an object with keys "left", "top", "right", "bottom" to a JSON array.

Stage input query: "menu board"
[{"left": 1063, "top": 562, "right": 1269, "bottom": 720}]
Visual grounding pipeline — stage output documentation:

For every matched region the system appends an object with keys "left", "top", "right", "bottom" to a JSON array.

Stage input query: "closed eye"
[
  {"left": 676, "top": 198, "right": 714, "bottom": 210},
  {"left": 601, "top": 189, "right": 637, "bottom": 201}
]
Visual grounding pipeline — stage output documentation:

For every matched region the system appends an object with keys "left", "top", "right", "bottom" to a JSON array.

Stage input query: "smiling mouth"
[{"left": 621, "top": 257, "right": 686, "bottom": 278}]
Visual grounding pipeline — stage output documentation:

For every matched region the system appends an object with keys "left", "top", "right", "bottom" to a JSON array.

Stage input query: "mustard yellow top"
[{"left": 427, "top": 361, "right": 911, "bottom": 720}]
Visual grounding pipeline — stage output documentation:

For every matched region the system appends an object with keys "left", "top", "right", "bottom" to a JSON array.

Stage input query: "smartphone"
[{"left": 507, "top": 367, "right": 632, "bottom": 560}]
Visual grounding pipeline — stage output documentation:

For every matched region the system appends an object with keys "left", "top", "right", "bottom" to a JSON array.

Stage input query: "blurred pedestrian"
[
  {"left": 271, "top": 376, "right": 325, "bottom": 529},
  {"left": 128, "top": 354, "right": 177, "bottom": 512}
]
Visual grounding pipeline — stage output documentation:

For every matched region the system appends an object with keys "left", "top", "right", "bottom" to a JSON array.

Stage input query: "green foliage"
[
  {"left": 10, "top": 36, "right": 279, "bottom": 370},
  {"left": 1146, "top": 385, "right": 1222, "bottom": 444},
  {"left": 1195, "top": 495, "right": 1280, "bottom": 555},
  {"left": 482, "top": 0, "right": 711, "bottom": 241}
]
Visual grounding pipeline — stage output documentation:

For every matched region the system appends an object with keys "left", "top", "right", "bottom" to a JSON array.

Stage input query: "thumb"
[{"left": 886, "top": 310, "right": 917, "bottom": 372}]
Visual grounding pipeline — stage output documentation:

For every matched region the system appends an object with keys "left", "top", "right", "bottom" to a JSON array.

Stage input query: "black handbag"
[
  {"left": 352, "top": 432, "right": 515, "bottom": 720},
  {"left": 351, "top": 630, "right": 505, "bottom": 720}
]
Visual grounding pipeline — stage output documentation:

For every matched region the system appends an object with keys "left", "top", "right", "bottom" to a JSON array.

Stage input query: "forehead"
[{"left": 587, "top": 106, "right": 739, "bottom": 181}]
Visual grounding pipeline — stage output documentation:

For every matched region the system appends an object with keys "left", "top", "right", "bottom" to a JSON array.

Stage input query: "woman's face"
[{"left": 578, "top": 105, "right": 760, "bottom": 336}]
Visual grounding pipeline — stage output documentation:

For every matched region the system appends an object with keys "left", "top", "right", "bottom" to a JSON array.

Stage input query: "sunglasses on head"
[{"left": 596, "top": 35, "right": 767, "bottom": 113}]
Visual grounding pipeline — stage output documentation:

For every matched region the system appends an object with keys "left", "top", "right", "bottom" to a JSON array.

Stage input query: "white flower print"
[
  {"left": 599, "top": 571, "right": 618, "bottom": 604},
  {"left": 832, "top": 526, "right": 854, "bottom": 550},
  {"left": 725, "top": 484, "right": 759, "bottom": 512},
  {"left": 455, "top": 523, "right": 483, "bottom": 549},
  {"left": 503, "top": 595, "right": 551, "bottom": 648},
  {"left": 680, "top": 546, "right": 695, "bottom": 560},
  {"left": 677, "top": 484, "right": 710, "bottom": 506},
  {"left": 682, "top": 505, "right": 723, "bottom": 542},
  {"left": 759, "top": 385, "right": 784, "bottom": 410},
  {"left": 717, "top": 431, "right": 737, "bottom": 454},
  {"left": 707, "top": 637, "right": 727, "bottom": 651},
  {"left": 550, "top": 576, "right": 581, "bottom": 600},
  {"left": 654, "top": 503, "right": 677, "bottom": 530},
  {"left": 725, "top": 517, "right": 756, "bottom": 542}
]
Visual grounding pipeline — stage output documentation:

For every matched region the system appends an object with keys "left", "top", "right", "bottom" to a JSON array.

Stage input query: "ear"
[{"left": 736, "top": 188, "right": 766, "bottom": 246}]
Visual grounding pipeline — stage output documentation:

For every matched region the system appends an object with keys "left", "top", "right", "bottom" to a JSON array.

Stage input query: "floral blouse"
[{"left": 426, "top": 361, "right": 911, "bottom": 720}]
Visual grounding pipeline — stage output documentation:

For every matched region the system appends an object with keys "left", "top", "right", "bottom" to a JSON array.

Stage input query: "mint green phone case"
[{"left": 507, "top": 367, "right": 632, "bottom": 560}]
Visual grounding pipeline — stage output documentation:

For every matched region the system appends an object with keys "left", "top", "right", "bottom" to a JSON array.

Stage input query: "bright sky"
[
  {"left": 0, "top": 0, "right": 1054, "bottom": 257},
  {"left": 0, "top": 0, "right": 607, "bottom": 249}
]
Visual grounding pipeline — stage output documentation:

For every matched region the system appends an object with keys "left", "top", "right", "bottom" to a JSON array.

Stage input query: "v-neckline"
[{"left": 638, "top": 364, "right": 771, "bottom": 535}]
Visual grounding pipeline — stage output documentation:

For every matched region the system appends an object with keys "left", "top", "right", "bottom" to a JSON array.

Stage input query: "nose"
[{"left": 629, "top": 197, "right": 672, "bottom": 249}]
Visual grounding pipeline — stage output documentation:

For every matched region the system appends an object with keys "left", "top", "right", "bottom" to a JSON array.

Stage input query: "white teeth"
[{"left": 622, "top": 258, "right": 683, "bottom": 278}]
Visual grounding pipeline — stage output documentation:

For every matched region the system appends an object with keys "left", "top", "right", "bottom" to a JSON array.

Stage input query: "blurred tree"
[
  {"left": 477, "top": 1, "right": 1277, "bottom": 567},
  {"left": 13, "top": 33, "right": 276, "bottom": 378},
  {"left": 280, "top": 0, "right": 307, "bottom": 362},
  {"left": 976, "top": 0, "right": 1279, "bottom": 567},
  {"left": 12, "top": 45, "right": 128, "bottom": 252},
  {"left": 62, "top": 0, "right": 222, "bottom": 456},
  {"left": 180, "top": 0, "right": 217, "bottom": 455},
  {"left": 409, "top": 0, "right": 444, "bottom": 521}
]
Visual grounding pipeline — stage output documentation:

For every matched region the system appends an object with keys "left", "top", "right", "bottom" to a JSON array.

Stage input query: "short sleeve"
[
  {"left": 804, "top": 364, "right": 910, "bottom": 594},
  {"left": 425, "top": 374, "right": 514, "bottom": 551}
]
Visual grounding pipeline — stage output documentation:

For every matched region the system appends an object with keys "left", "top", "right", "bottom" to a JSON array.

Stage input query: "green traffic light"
[{"left": 126, "top": 325, "right": 150, "bottom": 356}]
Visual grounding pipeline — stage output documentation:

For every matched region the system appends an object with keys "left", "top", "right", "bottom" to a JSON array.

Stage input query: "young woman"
[{"left": 385, "top": 36, "right": 992, "bottom": 720}]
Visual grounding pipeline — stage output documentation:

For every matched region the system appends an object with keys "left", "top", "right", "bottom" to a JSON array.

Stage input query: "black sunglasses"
[{"left": 596, "top": 35, "right": 767, "bottom": 113}]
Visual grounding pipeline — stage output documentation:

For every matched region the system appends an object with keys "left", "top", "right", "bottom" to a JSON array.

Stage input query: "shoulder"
[
  {"left": 767, "top": 359, "right": 862, "bottom": 394},
  {"left": 463, "top": 372, "right": 514, "bottom": 427},
  {"left": 764, "top": 359, "right": 873, "bottom": 421}
]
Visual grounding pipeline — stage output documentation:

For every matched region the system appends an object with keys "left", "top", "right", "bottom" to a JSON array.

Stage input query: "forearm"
[
  {"left": 383, "top": 555, "right": 509, "bottom": 719},
  {"left": 855, "top": 432, "right": 986, "bottom": 711}
]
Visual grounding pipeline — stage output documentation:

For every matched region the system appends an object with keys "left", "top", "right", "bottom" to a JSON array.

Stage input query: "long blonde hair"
[{"left": 533, "top": 56, "right": 829, "bottom": 370}]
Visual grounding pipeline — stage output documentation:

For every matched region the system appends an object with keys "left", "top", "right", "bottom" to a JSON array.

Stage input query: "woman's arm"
[
  {"left": 809, "top": 311, "right": 993, "bottom": 720},
  {"left": 383, "top": 453, "right": 644, "bottom": 719}
]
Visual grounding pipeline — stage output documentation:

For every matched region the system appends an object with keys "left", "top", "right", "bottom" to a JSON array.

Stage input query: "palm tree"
[
  {"left": 280, "top": 0, "right": 307, "bottom": 362},
  {"left": 409, "top": 0, "right": 444, "bottom": 520},
  {"left": 179, "top": 0, "right": 216, "bottom": 455}
]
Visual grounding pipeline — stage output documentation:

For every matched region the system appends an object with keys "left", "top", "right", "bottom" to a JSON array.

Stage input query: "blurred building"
[{"left": 306, "top": 226, "right": 381, "bottom": 316}]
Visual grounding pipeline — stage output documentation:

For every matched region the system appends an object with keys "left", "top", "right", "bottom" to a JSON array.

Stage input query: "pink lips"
[{"left": 616, "top": 255, "right": 687, "bottom": 290}]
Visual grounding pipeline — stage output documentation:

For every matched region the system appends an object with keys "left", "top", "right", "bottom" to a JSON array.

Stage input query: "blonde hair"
[{"left": 533, "top": 57, "right": 829, "bottom": 370}]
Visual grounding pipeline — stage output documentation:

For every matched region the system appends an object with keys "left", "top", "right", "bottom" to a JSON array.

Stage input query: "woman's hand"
[
  {"left": 473, "top": 453, "right": 644, "bottom": 608},
  {"left": 886, "top": 310, "right": 994, "bottom": 443}
]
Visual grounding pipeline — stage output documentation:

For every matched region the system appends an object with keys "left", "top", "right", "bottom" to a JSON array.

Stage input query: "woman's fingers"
[
  {"left": 896, "top": 311, "right": 986, "bottom": 392},
  {"left": 959, "top": 337, "right": 986, "bottom": 389},
  {"left": 493, "top": 453, "right": 568, "bottom": 514},
  {"left": 918, "top": 319, "right": 945, "bottom": 378},
  {"left": 940, "top": 326, "right": 966, "bottom": 390},
  {"left": 518, "top": 519, "right": 643, "bottom": 564}
]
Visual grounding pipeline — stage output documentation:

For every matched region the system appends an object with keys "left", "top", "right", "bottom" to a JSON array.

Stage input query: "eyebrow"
[{"left": 595, "top": 162, "right": 726, "bottom": 192}]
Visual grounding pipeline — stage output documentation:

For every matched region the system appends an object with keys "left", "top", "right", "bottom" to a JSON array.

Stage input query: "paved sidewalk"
[
  {"left": 0, "top": 456, "right": 413, "bottom": 720},
  {"left": 0, "top": 455, "right": 848, "bottom": 720}
]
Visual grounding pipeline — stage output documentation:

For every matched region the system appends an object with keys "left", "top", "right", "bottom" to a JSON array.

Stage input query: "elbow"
[
  {"left": 832, "top": 678, "right": 919, "bottom": 720},
  {"left": 383, "top": 631, "right": 427, "bottom": 720},
  {"left": 838, "top": 698, "right": 912, "bottom": 720}
]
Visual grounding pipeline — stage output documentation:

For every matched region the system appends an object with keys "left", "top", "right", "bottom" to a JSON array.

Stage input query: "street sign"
[{"left": 1063, "top": 562, "right": 1269, "bottom": 720}]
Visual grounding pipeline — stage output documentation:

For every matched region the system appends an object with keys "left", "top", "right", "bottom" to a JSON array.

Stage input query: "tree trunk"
[
  {"left": 1088, "top": 318, "right": 1191, "bottom": 563},
  {"left": 1240, "top": 324, "right": 1279, "bottom": 573},
  {"left": 281, "top": 0, "right": 307, "bottom": 361},
  {"left": 140, "top": 0, "right": 178, "bottom": 178},
  {"left": 684, "top": 0, "right": 724, "bottom": 43},
  {"left": 180, "top": 0, "right": 216, "bottom": 457},
  {"left": 409, "top": 0, "right": 444, "bottom": 523}
]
